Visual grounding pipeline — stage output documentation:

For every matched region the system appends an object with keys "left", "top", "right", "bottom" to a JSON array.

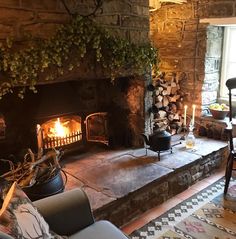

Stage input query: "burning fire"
[
  {"left": 54, "top": 118, "right": 69, "bottom": 137},
  {"left": 39, "top": 115, "right": 82, "bottom": 149}
]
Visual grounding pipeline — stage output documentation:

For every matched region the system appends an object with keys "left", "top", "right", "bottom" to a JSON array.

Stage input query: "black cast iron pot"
[
  {"left": 142, "top": 130, "right": 171, "bottom": 152},
  {"left": 23, "top": 170, "right": 64, "bottom": 201}
]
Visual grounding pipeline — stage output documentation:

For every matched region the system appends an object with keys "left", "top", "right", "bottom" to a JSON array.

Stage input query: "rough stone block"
[
  {"left": 129, "top": 30, "right": 149, "bottom": 44},
  {"left": 197, "top": 39, "right": 207, "bottom": 57},
  {"left": 131, "top": 5, "right": 149, "bottom": 16},
  {"left": 57, "top": 0, "right": 90, "bottom": 14},
  {"left": 121, "top": 15, "right": 149, "bottom": 29},
  {"left": 183, "top": 31, "right": 197, "bottom": 41},
  {"left": 182, "top": 58, "right": 195, "bottom": 71},
  {"left": 184, "top": 19, "right": 199, "bottom": 31},
  {"left": 102, "top": 0, "right": 131, "bottom": 14},
  {"left": 167, "top": 4, "right": 194, "bottom": 19},
  {"left": 22, "top": 23, "right": 60, "bottom": 38},
  {"left": 159, "top": 58, "right": 182, "bottom": 71},
  {"left": 0, "top": 0, "right": 20, "bottom": 7},
  {"left": 151, "top": 8, "right": 167, "bottom": 23},
  {"left": 21, "top": 0, "right": 58, "bottom": 10},
  {"left": 168, "top": 171, "right": 192, "bottom": 196},
  {"left": 207, "top": 26, "right": 223, "bottom": 39},
  {"left": 198, "top": 2, "right": 234, "bottom": 18},
  {"left": 198, "top": 116, "right": 229, "bottom": 140},
  {"left": 0, "top": 8, "right": 34, "bottom": 23},
  {"left": 206, "top": 40, "right": 223, "bottom": 58},
  {"left": 107, "top": 28, "right": 129, "bottom": 40},
  {"left": 202, "top": 80, "right": 219, "bottom": 92},
  {"left": 0, "top": 24, "right": 14, "bottom": 39},
  {"left": 190, "top": 164, "right": 200, "bottom": 175},
  {"left": 95, "top": 14, "right": 120, "bottom": 26},
  {"left": 164, "top": 20, "right": 183, "bottom": 34},
  {"left": 205, "top": 58, "right": 221, "bottom": 74},
  {"left": 37, "top": 12, "right": 70, "bottom": 23},
  {"left": 159, "top": 41, "right": 197, "bottom": 58},
  {"left": 192, "top": 171, "right": 203, "bottom": 181},
  {"left": 202, "top": 91, "right": 218, "bottom": 105}
]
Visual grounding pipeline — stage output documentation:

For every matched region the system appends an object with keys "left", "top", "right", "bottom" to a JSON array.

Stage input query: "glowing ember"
[{"left": 54, "top": 118, "right": 68, "bottom": 137}]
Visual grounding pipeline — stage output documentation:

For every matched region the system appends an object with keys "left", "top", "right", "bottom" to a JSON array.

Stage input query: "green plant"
[{"left": 0, "top": 15, "right": 158, "bottom": 99}]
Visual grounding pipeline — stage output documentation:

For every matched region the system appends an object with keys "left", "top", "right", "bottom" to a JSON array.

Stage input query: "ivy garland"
[{"left": 0, "top": 15, "right": 158, "bottom": 99}]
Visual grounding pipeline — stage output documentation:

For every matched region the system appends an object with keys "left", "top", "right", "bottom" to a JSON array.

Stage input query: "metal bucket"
[{"left": 23, "top": 170, "right": 64, "bottom": 201}]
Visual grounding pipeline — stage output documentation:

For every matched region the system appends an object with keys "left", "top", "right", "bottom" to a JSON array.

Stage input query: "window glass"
[{"left": 220, "top": 26, "right": 236, "bottom": 98}]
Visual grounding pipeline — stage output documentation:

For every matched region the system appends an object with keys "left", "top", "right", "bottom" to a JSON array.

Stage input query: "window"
[{"left": 220, "top": 26, "right": 236, "bottom": 98}]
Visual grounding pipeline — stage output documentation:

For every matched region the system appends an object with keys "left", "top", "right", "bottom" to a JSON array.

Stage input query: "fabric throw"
[
  {"left": 0, "top": 181, "right": 64, "bottom": 239},
  {"left": 130, "top": 177, "right": 236, "bottom": 239}
]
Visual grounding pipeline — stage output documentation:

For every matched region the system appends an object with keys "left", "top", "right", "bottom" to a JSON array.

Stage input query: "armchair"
[{"left": 33, "top": 188, "right": 130, "bottom": 239}]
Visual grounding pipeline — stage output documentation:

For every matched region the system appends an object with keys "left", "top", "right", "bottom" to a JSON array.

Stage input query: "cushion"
[
  {"left": 69, "top": 220, "right": 129, "bottom": 239},
  {"left": 0, "top": 181, "right": 65, "bottom": 238},
  {"left": 0, "top": 178, "right": 11, "bottom": 208}
]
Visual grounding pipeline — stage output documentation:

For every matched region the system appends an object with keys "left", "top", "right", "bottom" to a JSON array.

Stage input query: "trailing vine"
[{"left": 0, "top": 15, "right": 158, "bottom": 99}]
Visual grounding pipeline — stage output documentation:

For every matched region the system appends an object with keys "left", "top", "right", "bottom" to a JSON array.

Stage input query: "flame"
[{"left": 54, "top": 118, "right": 68, "bottom": 137}]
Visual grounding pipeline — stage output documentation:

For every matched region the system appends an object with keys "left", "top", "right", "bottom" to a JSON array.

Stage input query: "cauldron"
[{"left": 23, "top": 170, "right": 64, "bottom": 201}]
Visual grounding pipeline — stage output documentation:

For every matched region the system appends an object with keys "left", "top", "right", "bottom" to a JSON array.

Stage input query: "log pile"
[
  {"left": 0, "top": 148, "right": 63, "bottom": 188},
  {"left": 150, "top": 72, "right": 186, "bottom": 134}
]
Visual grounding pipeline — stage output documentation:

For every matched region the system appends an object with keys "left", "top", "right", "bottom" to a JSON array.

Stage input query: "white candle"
[
  {"left": 184, "top": 105, "right": 187, "bottom": 126},
  {"left": 192, "top": 104, "right": 196, "bottom": 126}
]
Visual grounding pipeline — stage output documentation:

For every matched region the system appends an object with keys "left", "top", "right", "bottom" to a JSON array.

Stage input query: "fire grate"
[
  {"left": 37, "top": 116, "right": 82, "bottom": 151},
  {"left": 43, "top": 131, "right": 82, "bottom": 149},
  {"left": 36, "top": 112, "right": 108, "bottom": 153}
]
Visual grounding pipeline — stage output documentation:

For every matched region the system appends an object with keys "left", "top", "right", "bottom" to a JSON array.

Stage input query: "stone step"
[{"left": 63, "top": 135, "right": 228, "bottom": 227}]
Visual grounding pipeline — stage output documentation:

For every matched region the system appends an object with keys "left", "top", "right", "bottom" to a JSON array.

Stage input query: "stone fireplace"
[
  {"left": 0, "top": 1, "right": 154, "bottom": 159},
  {"left": 0, "top": 76, "right": 150, "bottom": 158}
]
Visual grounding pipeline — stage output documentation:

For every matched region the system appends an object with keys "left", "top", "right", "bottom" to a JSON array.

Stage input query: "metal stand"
[{"left": 180, "top": 126, "right": 187, "bottom": 140}]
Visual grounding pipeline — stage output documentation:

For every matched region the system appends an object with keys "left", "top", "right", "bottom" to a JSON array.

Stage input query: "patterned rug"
[{"left": 130, "top": 177, "right": 236, "bottom": 239}]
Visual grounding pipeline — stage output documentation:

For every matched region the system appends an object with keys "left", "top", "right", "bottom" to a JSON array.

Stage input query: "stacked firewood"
[{"left": 150, "top": 72, "right": 186, "bottom": 134}]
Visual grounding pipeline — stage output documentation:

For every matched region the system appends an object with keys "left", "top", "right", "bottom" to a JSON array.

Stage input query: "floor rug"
[{"left": 130, "top": 177, "right": 236, "bottom": 239}]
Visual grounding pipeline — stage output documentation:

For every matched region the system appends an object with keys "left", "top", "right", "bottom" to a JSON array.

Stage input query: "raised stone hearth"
[{"left": 62, "top": 135, "right": 228, "bottom": 227}]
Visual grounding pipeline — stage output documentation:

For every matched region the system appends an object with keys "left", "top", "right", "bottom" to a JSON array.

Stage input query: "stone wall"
[
  {"left": 150, "top": 0, "right": 236, "bottom": 117},
  {"left": 202, "top": 26, "right": 223, "bottom": 113},
  {"left": 0, "top": 0, "right": 149, "bottom": 44}
]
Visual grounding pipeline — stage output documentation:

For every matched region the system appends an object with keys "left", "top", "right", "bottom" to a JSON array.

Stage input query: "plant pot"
[{"left": 23, "top": 170, "right": 64, "bottom": 201}]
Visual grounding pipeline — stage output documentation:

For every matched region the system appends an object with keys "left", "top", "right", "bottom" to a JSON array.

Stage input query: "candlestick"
[
  {"left": 192, "top": 104, "right": 196, "bottom": 126},
  {"left": 184, "top": 105, "right": 187, "bottom": 126}
]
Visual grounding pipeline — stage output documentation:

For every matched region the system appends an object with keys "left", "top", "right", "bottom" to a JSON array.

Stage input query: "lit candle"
[
  {"left": 184, "top": 105, "right": 187, "bottom": 126},
  {"left": 192, "top": 104, "right": 196, "bottom": 126}
]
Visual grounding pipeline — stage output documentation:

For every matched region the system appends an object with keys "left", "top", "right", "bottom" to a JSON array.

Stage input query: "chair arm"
[{"left": 33, "top": 188, "right": 95, "bottom": 236}]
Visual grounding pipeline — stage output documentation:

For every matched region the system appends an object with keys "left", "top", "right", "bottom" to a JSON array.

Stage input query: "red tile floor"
[{"left": 121, "top": 166, "right": 225, "bottom": 235}]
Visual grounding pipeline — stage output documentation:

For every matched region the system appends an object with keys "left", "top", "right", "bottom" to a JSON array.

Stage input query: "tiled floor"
[{"left": 121, "top": 166, "right": 225, "bottom": 235}]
